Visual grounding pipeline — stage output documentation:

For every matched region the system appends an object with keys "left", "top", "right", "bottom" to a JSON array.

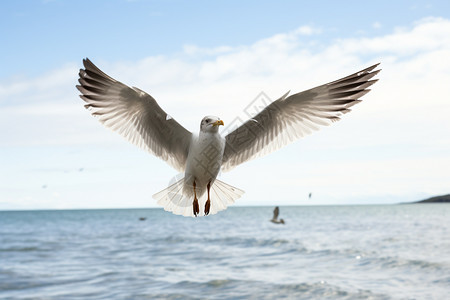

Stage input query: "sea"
[{"left": 0, "top": 204, "right": 449, "bottom": 300}]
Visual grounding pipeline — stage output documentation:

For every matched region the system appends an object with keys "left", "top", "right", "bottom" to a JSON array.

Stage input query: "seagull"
[
  {"left": 76, "top": 58, "right": 380, "bottom": 217},
  {"left": 270, "top": 206, "right": 285, "bottom": 224}
]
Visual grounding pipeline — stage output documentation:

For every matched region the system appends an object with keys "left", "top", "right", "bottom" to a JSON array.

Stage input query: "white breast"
[{"left": 184, "top": 132, "right": 225, "bottom": 192}]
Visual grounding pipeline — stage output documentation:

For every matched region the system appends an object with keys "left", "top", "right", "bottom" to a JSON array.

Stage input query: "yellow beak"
[{"left": 213, "top": 120, "right": 224, "bottom": 126}]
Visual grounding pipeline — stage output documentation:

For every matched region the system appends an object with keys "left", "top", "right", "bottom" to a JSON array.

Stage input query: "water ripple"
[{"left": 0, "top": 205, "right": 449, "bottom": 299}]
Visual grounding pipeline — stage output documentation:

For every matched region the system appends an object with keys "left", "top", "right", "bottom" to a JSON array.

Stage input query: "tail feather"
[
  {"left": 209, "top": 179, "right": 244, "bottom": 215},
  {"left": 152, "top": 177, "right": 244, "bottom": 217}
]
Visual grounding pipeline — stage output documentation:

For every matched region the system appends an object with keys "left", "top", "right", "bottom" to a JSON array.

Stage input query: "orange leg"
[
  {"left": 193, "top": 180, "right": 199, "bottom": 217},
  {"left": 204, "top": 181, "right": 211, "bottom": 216}
]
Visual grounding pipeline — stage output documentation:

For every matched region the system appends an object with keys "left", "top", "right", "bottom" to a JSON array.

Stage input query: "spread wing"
[
  {"left": 77, "top": 58, "right": 192, "bottom": 172},
  {"left": 222, "top": 64, "right": 380, "bottom": 171},
  {"left": 273, "top": 207, "right": 279, "bottom": 220}
]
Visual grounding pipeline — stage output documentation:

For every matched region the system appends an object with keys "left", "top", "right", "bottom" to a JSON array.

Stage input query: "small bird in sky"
[{"left": 77, "top": 58, "right": 380, "bottom": 217}]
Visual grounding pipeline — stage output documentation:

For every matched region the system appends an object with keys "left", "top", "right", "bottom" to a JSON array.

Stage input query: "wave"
[
  {"left": 0, "top": 246, "right": 54, "bottom": 252},
  {"left": 354, "top": 255, "right": 448, "bottom": 272},
  {"left": 163, "top": 279, "right": 388, "bottom": 300}
]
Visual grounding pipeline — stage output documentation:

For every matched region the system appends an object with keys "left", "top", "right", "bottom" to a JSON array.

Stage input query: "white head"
[{"left": 200, "top": 115, "right": 224, "bottom": 133}]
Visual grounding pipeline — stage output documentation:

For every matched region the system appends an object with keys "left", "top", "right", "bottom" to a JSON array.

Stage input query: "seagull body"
[
  {"left": 183, "top": 118, "right": 226, "bottom": 216},
  {"left": 77, "top": 58, "right": 380, "bottom": 217}
]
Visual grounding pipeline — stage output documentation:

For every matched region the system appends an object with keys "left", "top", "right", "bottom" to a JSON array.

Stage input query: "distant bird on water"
[
  {"left": 270, "top": 206, "right": 285, "bottom": 224},
  {"left": 77, "top": 58, "right": 380, "bottom": 217}
]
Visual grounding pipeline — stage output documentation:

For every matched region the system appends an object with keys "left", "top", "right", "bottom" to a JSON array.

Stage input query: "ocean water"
[{"left": 0, "top": 205, "right": 449, "bottom": 300}]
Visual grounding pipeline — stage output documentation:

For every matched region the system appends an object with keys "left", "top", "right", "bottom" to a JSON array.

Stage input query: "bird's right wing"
[
  {"left": 77, "top": 58, "right": 192, "bottom": 172},
  {"left": 221, "top": 64, "right": 380, "bottom": 171}
]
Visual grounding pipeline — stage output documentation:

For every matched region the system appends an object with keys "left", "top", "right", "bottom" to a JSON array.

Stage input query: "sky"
[{"left": 1, "top": 0, "right": 450, "bottom": 210}]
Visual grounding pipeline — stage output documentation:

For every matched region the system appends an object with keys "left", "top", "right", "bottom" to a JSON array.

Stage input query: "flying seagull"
[
  {"left": 270, "top": 206, "right": 285, "bottom": 224},
  {"left": 77, "top": 58, "right": 380, "bottom": 217}
]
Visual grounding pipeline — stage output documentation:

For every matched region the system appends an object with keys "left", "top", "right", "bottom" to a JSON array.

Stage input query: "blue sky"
[
  {"left": 1, "top": 0, "right": 450, "bottom": 210},
  {"left": 3, "top": 0, "right": 446, "bottom": 77}
]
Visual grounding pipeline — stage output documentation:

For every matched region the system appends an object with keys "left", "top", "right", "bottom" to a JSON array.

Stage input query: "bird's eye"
[{"left": 206, "top": 119, "right": 209, "bottom": 123}]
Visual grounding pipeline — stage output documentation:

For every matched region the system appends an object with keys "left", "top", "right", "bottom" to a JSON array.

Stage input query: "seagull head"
[{"left": 200, "top": 116, "right": 224, "bottom": 133}]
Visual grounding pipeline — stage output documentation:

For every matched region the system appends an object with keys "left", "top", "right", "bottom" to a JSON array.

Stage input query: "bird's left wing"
[
  {"left": 222, "top": 64, "right": 380, "bottom": 172},
  {"left": 77, "top": 58, "right": 192, "bottom": 172}
]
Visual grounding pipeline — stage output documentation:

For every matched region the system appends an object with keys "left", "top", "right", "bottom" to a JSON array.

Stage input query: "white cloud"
[
  {"left": 332, "top": 17, "right": 450, "bottom": 57},
  {"left": 294, "top": 25, "right": 321, "bottom": 35},
  {"left": 183, "top": 44, "right": 234, "bottom": 56},
  {"left": 372, "top": 21, "right": 382, "bottom": 29}
]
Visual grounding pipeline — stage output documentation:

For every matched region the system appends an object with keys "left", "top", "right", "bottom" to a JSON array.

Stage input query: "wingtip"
[
  {"left": 371, "top": 63, "right": 382, "bottom": 73},
  {"left": 280, "top": 90, "right": 290, "bottom": 100},
  {"left": 363, "top": 63, "right": 381, "bottom": 74},
  {"left": 82, "top": 58, "right": 97, "bottom": 70}
]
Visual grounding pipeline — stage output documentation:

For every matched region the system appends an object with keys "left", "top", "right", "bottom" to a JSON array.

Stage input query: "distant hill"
[{"left": 415, "top": 194, "right": 450, "bottom": 203}]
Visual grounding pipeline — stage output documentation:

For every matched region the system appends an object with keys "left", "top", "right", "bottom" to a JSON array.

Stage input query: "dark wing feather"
[
  {"left": 77, "top": 58, "right": 192, "bottom": 172},
  {"left": 273, "top": 206, "right": 279, "bottom": 220}
]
